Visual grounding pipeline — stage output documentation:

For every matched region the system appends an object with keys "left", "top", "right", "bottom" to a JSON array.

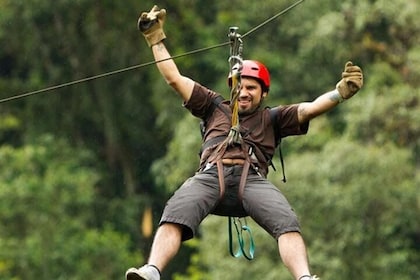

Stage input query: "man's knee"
[
  {"left": 159, "top": 222, "right": 182, "bottom": 234},
  {"left": 159, "top": 222, "right": 191, "bottom": 241}
]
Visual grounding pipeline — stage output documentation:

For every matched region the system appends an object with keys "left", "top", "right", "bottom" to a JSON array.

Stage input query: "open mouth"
[
  {"left": 238, "top": 96, "right": 252, "bottom": 104},
  {"left": 238, "top": 100, "right": 251, "bottom": 109}
]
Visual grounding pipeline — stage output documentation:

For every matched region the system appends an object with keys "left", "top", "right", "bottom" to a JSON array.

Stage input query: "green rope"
[{"left": 228, "top": 217, "right": 255, "bottom": 260}]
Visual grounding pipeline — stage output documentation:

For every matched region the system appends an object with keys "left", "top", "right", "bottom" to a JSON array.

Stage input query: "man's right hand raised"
[{"left": 138, "top": 5, "right": 167, "bottom": 47}]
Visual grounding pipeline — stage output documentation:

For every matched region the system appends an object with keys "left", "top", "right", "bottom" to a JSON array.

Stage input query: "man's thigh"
[{"left": 242, "top": 175, "right": 301, "bottom": 239}]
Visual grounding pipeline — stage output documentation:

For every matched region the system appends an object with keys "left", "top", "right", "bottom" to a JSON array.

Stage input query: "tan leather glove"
[
  {"left": 138, "top": 5, "right": 166, "bottom": 47},
  {"left": 336, "top": 61, "right": 364, "bottom": 100}
]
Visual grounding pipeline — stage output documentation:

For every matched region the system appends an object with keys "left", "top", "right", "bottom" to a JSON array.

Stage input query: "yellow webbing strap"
[{"left": 227, "top": 27, "right": 243, "bottom": 146}]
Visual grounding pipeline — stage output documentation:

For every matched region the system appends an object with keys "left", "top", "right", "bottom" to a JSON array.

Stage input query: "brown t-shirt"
[{"left": 184, "top": 83, "right": 309, "bottom": 176}]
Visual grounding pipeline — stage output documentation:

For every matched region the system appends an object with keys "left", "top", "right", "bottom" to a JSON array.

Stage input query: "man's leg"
[
  {"left": 241, "top": 175, "right": 318, "bottom": 279},
  {"left": 278, "top": 231, "right": 312, "bottom": 280},
  {"left": 126, "top": 169, "right": 220, "bottom": 279},
  {"left": 125, "top": 223, "right": 182, "bottom": 280},
  {"left": 148, "top": 223, "right": 182, "bottom": 271}
]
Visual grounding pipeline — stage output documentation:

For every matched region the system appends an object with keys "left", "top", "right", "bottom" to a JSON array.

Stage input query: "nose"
[
  {"left": 239, "top": 85, "right": 248, "bottom": 95},
  {"left": 238, "top": 90, "right": 251, "bottom": 102}
]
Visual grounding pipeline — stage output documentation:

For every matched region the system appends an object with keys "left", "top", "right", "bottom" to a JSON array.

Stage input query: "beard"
[{"left": 238, "top": 96, "right": 262, "bottom": 116}]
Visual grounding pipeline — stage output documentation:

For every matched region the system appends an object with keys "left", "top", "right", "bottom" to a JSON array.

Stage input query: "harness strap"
[
  {"left": 238, "top": 159, "right": 250, "bottom": 201},
  {"left": 199, "top": 135, "right": 226, "bottom": 157},
  {"left": 269, "top": 108, "right": 287, "bottom": 182},
  {"left": 216, "top": 160, "right": 226, "bottom": 200},
  {"left": 278, "top": 142, "right": 287, "bottom": 182}
]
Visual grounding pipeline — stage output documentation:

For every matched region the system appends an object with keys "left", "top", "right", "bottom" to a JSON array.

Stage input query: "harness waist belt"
[{"left": 222, "top": 158, "right": 246, "bottom": 166}]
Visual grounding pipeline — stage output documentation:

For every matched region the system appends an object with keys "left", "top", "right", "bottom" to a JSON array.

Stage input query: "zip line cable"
[
  {"left": 242, "top": 0, "right": 304, "bottom": 39},
  {"left": 0, "top": 0, "right": 305, "bottom": 104},
  {"left": 0, "top": 42, "right": 229, "bottom": 104}
]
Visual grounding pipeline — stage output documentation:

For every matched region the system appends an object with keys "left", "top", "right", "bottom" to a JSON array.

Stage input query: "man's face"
[{"left": 238, "top": 77, "right": 267, "bottom": 115}]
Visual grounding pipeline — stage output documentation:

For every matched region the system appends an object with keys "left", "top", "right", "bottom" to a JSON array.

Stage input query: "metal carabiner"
[{"left": 228, "top": 26, "right": 243, "bottom": 71}]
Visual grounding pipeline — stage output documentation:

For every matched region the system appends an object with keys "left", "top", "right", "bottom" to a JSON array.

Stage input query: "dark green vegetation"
[{"left": 0, "top": 0, "right": 418, "bottom": 279}]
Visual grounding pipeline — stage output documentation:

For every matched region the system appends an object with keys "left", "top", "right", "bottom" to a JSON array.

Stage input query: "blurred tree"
[
  {"left": 0, "top": 135, "right": 141, "bottom": 279},
  {"left": 281, "top": 139, "right": 418, "bottom": 279},
  {"left": 0, "top": 0, "right": 418, "bottom": 279},
  {"left": 0, "top": 0, "right": 166, "bottom": 198}
]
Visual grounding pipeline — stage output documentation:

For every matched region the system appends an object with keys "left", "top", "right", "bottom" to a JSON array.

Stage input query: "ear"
[{"left": 262, "top": 91, "right": 268, "bottom": 98}]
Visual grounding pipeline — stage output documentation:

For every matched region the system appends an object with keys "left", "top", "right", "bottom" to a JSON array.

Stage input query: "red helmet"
[{"left": 228, "top": 60, "right": 270, "bottom": 92}]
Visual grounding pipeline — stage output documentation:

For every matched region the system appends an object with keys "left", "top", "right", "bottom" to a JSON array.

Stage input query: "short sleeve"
[{"left": 273, "top": 104, "right": 309, "bottom": 137}]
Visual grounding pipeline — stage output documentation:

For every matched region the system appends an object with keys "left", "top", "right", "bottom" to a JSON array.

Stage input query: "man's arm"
[
  {"left": 297, "top": 61, "right": 364, "bottom": 123},
  {"left": 139, "top": 5, "right": 194, "bottom": 102},
  {"left": 151, "top": 42, "right": 194, "bottom": 102},
  {"left": 297, "top": 89, "right": 342, "bottom": 123}
]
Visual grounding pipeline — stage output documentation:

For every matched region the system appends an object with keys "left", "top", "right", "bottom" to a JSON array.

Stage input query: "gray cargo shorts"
[{"left": 159, "top": 164, "right": 301, "bottom": 241}]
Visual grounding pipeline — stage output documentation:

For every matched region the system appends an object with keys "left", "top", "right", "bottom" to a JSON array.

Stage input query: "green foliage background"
[{"left": 0, "top": 0, "right": 418, "bottom": 279}]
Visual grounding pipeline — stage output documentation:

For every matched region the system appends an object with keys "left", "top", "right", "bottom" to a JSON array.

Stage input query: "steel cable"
[{"left": 0, "top": 0, "right": 304, "bottom": 104}]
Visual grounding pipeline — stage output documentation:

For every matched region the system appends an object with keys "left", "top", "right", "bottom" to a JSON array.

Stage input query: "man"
[{"left": 126, "top": 5, "right": 363, "bottom": 280}]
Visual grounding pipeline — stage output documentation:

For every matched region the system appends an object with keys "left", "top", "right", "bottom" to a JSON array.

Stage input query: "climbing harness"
[
  {"left": 0, "top": 0, "right": 306, "bottom": 104},
  {"left": 225, "top": 27, "right": 256, "bottom": 260},
  {"left": 202, "top": 26, "right": 253, "bottom": 204},
  {"left": 221, "top": 26, "right": 256, "bottom": 260}
]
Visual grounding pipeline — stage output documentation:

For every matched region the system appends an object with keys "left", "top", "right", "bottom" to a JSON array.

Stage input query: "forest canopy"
[{"left": 0, "top": 0, "right": 418, "bottom": 279}]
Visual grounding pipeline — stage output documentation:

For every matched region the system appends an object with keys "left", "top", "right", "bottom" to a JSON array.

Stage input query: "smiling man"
[
  {"left": 235, "top": 61, "right": 269, "bottom": 115},
  {"left": 125, "top": 5, "right": 363, "bottom": 280}
]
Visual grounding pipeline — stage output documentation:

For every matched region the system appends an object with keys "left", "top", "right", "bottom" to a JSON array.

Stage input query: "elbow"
[
  {"left": 165, "top": 75, "right": 191, "bottom": 94},
  {"left": 164, "top": 74, "right": 181, "bottom": 88},
  {"left": 298, "top": 103, "right": 317, "bottom": 123},
  {"left": 166, "top": 78, "right": 178, "bottom": 88},
  {"left": 299, "top": 112, "right": 316, "bottom": 123},
  {"left": 166, "top": 79, "right": 183, "bottom": 93}
]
